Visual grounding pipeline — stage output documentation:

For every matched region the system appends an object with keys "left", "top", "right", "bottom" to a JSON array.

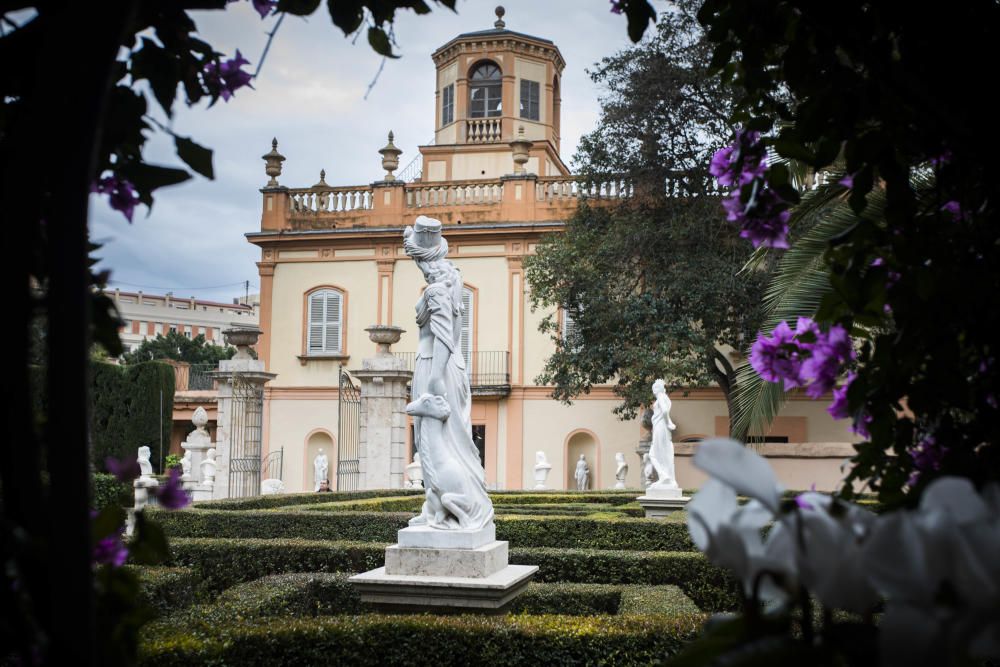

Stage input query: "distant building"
[{"left": 107, "top": 289, "right": 259, "bottom": 353}]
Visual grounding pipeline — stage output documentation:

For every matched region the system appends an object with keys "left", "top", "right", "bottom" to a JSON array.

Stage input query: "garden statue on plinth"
[
  {"left": 637, "top": 379, "right": 690, "bottom": 517},
  {"left": 533, "top": 451, "right": 552, "bottom": 490},
  {"left": 350, "top": 216, "right": 536, "bottom": 611},
  {"left": 614, "top": 452, "right": 629, "bottom": 489},
  {"left": 314, "top": 449, "right": 329, "bottom": 492},
  {"left": 405, "top": 452, "right": 424, "bottom": 489},
  {"left": 574, "top": 454, "right": 590, "bottom": 491},
  {"left": 133, "top": 445, "right": 159, "bottom": 511}
]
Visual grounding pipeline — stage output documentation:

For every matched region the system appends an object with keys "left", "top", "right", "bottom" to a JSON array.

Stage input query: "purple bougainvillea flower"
[
  {"left": 801, "top": 324, "right": 855, "bottom": 398},
  {"left": 838, "top": 174, "right": 854, "bottom": 188},
  {"left": 870, "top": 257, "right": 884, "bottom": 267},
  {"left": 609, "top": 0, "right": 624, "bottom": 14},
  {"left": 929, "top": 150, "right": 953, "bottom": 167},
  {"left": 851, "top": 413, "right": 873, "bottom": 439},
  {"left": 710, "top": 129, "right": 767, "bottom": 188},
  {"left": 203, "top": 50, "right": 254, "bottom": 102},
  {"left": 252, "top": 0, "right": 276, "bottom": 18},
  {"left": 750, "top": 321, "right": 806, "bottom": 387},
  {"left": 794, "top": 493, "right": 815, "bottom": 510},
  {"left": 941, "top": 200, "right": 963, "bottom": 221},
  {"left": 737, "top": 188, "right": 791, "bottom": 249},
  {"left": 93, "top": 534, "right": 128, "bottom": 568},
  {"left": 92, "top": 176, "right": 140, "bottom": 222},
  {"left": 104, "top": 455, "right": 140, "bottom": 482},
  {"left": 155, "top": 467, "right": 190, "bottom": 510},
  {"left": 827, "top": 372, "right": 855, "bottom": 420}
]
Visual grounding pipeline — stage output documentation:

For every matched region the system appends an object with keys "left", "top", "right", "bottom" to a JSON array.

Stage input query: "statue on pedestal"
[
  {"left": 405, "top": 452, "right": 424, "bottom": 489},
  {"left": 614, "top": 452, "right": 628, "bottom": 489},
  {"left": 404, "top": 217, "right": 493, "bottom": 530},
  {"left": 648, "top": 379, "right": 679, "bottom": 492},
  {"left": 533, "top": 451, "right": 552, "bottom": 490},
  {"left": 314, "top": 448, "right": 329, "bottom": 492},
  {"left": 642, "top": 452, "right": 656, "bottom": 488},
  {"left": 137, "top": 446, "right": 154, "bottom": 479},
  {"left": 574, "top": 454, "right": 590, "bottom": 491},
  {"left": 201, "top": 448, "right": 217, "bottom": 485}
]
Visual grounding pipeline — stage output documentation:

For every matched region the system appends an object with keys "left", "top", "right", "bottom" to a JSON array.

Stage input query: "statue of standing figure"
[
  {"left": 574, "top": 454, "right": 590, "bottom": 491},
  {"left": 614, "top": 452, "right": 628, "bottom": 489},
  {"left": 404, "top": 216, "right": 493, "bottom": 530},
  {"left": 533, "top": 451, "right": 553, "bottom": 490},
  {"left": 314, "top": 449, "right": 329, "bottom": 492},
  {"left": 648, "top": 379, "right": 679, "bottom": 492}
]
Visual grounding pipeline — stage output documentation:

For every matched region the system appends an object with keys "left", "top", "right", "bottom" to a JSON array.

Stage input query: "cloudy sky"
[{"left": 91, "top": 0, "right": 639, "bottom": 303}]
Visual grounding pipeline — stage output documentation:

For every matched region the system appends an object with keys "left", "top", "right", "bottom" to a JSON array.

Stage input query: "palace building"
[{"left": 246, "top": 10, "right": 856, "bottom": 495}]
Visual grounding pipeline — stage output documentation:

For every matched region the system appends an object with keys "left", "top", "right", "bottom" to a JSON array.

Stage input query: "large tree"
[
  {"left": 122, "top": 331, "right": 238, "bottom": 366},
  {"left": 524, "top": 0, "right": 767, "bottom": 424}
]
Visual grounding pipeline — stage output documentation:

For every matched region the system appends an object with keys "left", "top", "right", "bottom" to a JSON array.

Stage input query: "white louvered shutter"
[
  {"left": 325, "top": 291, "right": 342, "bottom": 353},
  {"left": 562, "top": 308, "right": 577, "bottom": 341},
  {"left": 308, "top": 292, "right": 325, "bottom": 353},
  {"left": 461, "top": 287, "right": 473, "bottom": 376},
  {"left": 307, "top": 290, "right": 343, "bottom": 354}
]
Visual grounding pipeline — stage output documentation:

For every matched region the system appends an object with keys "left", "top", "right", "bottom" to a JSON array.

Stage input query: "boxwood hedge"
[
  {"left": 151, "top": 508, "right": 695, "bottom": 551},
  {"left": 129, "top": 566, "right": 200, "bottom": 615},
  {"left": 166, "top": 538, "right": 739, "bottom": 612},
  {"left": 139, "top": 612, "right": 704, "bottom": 667}
]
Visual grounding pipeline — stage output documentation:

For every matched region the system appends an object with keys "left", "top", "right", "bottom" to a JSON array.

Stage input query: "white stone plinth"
[
  {"left": 349, "top": 564, "right": 537, "bottom": 612},
  {"left": 637, "top": 489, "right": 690, "bottom": 518},
  {"left": 397, "top": 524, "right": 495, "bottom": 549},
  {"left": 385, "top": 541, "right": 508, "bottom": 578}
]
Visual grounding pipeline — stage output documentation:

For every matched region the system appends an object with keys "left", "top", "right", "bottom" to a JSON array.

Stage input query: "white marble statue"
[
  {"left": 574, "top": 454, "right": 590, "bottom": 491},
  {"left": 642, "top": 452, "right": 656, "bottom": 488},
  {"left": 614, "top": 452, "right": 628, "bottom": 489},
  {"left": 533, "top": 451, "right": 552, "bottom": 490},
  {"left": 137, "top": 445, "right": 154, "bottom": 478},
  {"left": 314, "top": 448, "right": 329, "bottom": 492},
  {"left": 261, "top": 478, "right": 285, "bottom": 495},
  {"left": 201, "top": 447, "right": 217, "bottom": 485},
  {"left": 180, "top": 449, "right": 192, "bottom": 479},
  {"left": 648, "top": 379, "right": 679, "bottom": 492},
  {"left": 404, "top": 217, "right": 493, "bottom": 530},
  {"left": 189, "top": 406, "right": 212, "bottom": 445},
  {"left": 405, "top": 452, "right": 424, "bottom": 489}
]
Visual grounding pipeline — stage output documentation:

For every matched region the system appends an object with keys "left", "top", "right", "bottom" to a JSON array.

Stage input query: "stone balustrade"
[
  {"left": 288, "top": 186, "right": 374, "bottom": 215},
  {"left": 406, "top": 180, "right": 504, "bottom": 208},
  {"left": 465, "top": 118, "right": 502, "bottom": 143},
  {"left": 536, "top": 176, "right": 632, "bottom": 201}
]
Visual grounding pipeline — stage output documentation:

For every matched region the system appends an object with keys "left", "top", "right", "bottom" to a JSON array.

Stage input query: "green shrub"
[
  {"left": 91, "top": 361, "right": 174, "bottom": 470},
  {"left": 166, "top": 538, "right": 739, "bottom": 612},
  {"left": 92, "top": 472, "right": 131, "bottom": 511},
  {"left": 196, "top": 488, "right": 423, "bottom": 511},
  {"left": 129, "top": 566, "right": 199, "bottom": 615},
  {"left": 152, "top": 508, "right": 695, "bottom": 551},
  {"left": 139, "top": 612, "right": 703, "bottom": 666}
]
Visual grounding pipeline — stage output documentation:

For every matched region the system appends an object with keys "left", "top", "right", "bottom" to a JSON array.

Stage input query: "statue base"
[
  {"left": 350, "top": 522, "right": 537, "bottom": 612},
  {"left": 637, "top": 485, "right": 690, "bottom": 518}
]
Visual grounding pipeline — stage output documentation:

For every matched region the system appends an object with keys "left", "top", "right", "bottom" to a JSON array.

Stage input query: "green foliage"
[
  {"left": 525, "top": 1, "right": 765, "bottom": 421},
  {"left": 152, "top": 507, "right": 695, "bottom": 551},
  {"left": 122, "top": 331, "right": 237, "bottom": 366},
  {"left": 163, "top": 455, "right": 182, "bottom": 471},
  {"left": 196, "top": 488, "right": 423, "bottom": 511},
  {"left": 91, "top": 361, "right": 174, "bottom": 471},
  {"left": 129, "top": 567, "right": 199, "bottom": 616},
  {"left": 139, "top": 611, "right": 702, "bottom": 667},
  {"left": 165, "top": 537, "right": 739, "bottom": 612},
  {"left": 92, "top": 473, "right": 131, "bottom": 512}
]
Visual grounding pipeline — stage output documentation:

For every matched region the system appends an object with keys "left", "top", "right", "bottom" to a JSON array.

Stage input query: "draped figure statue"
[
  {"left": 648, "top": 379, "right": 679, "bottom": 491},
  {"left": 404, "top": 216, "right": 494, "bottom": 530}
]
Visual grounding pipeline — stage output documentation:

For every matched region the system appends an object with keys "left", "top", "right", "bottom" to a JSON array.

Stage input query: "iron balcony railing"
[
  {"left": 188, "top": 363, "right": 218, "bottom": 390},
  {"left": 395, "top": 350, "right": 510, "bottom": 388}
]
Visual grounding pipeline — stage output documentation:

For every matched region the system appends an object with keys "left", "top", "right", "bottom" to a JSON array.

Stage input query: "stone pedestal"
[
  {"left": 353, "top": 325, "right": 412, "bottom": 490},
  {"left": 350, "top": 523, "right": 537, "bottom": 612},
  {"left": 637, "top": 484, "right": 690, "bottom": 518}
]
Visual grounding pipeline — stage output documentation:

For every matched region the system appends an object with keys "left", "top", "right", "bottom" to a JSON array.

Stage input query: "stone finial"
[
  {"left": 192, "top": 406, "right": 208, "bottom": 429},
  {"left": 494, "top": 5, "right": 506, "bottom": 29},
  {"left": 262, "top": 137, "right": 286, "bottom": 187},
  {"left": 379, "top": 131, "right": 402, "bottom": 182},
  {"left": 313, "top": 169, "right": 328, "bottom": 188},
  {"left": 510, "top": 125, "right": 531, "bottom": 175}
]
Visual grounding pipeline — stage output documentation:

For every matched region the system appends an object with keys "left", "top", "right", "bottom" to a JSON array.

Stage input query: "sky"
[{"left": 90, "top": 0, "right": 639, "bottom": 303}]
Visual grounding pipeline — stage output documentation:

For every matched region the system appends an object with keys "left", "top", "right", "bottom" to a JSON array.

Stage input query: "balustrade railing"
[
  {"left": 288, "top": 186, "right": 373, "bottom": 215},
  {"left": 466, "top": 118, "right": 502, "bottom": 144},
  {"left": 405, "top": 180, "right": 504, "bottom": 208},
  {"left": 394, "top": 351, "right": 510, "bottom": 387},
  {"left": 188, "top": 363, "right": 217, "bottom": 391}
]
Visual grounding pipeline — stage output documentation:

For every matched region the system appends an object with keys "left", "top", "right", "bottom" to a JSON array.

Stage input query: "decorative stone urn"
[
  {"left": 261, "top": 137, "right": 285, "bottom": 187},
  {"left": 509, "top": 126, "right": 531, "bottom": 175},
  {"left": 223, "top": 324, "right": 262, "bottom": 360},
  {"left": 379, "top": 131, "right": 402, "bottom": 181},
  {"left": 365, "top": 325, "right": 405, "bottom": 354}
]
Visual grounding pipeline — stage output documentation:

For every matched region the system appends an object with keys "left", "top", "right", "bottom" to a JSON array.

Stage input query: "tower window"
[
  {"left": 441, "top": 83, "right": 454, "bottom": 126},
  {"left": 469, "top": 62, "right": 502, "bottom": 118},
  {"left": 520, "top": 79, "right": 539, "bottom": 121}
]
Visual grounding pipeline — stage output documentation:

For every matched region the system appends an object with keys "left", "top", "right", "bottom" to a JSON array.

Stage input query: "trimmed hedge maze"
[{"left": 139, "top": 490, "right": 735, "bottom": 665}]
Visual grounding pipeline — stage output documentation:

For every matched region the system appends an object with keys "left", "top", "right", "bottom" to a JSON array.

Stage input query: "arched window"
[
  {"left": 461, "top": 286, "right": 474, "bottom": 375},
  {"left": 469, "top": 62, "right": 502, "bottom": 118},
  {"left": 306, "top": 288, "right": 344, "bottom": 354}
]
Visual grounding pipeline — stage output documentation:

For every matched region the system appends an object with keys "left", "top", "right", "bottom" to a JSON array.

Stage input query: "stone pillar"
[
  {"left": 210, "top": 325, "right": 276, "bottom": 499},
  {"left": 353, "top": 325, "right": 412, "bottom": 490}
]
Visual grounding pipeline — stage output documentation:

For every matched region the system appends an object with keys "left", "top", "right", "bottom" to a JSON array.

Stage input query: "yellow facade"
[{"left": 249, "top": 19, "right": 856, "bottom": 494}]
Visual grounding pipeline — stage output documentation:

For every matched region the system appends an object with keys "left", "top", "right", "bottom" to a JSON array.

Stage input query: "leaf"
[
  {"left": 174, "top": 135, "right": 214, "bottom": 180},
  {"left": 130, "top": 38, "right": 179, "bottom": 118},
  {"left": 367, "top": 26, "right": 398, "bottom": 58},
  {"left": 117, "top": 162, "right": 192, "bottom": 207},
  {"left": 92, "top": 505, "right": 126, "bottom": 541},
  {"left": 277, "top": 0, "right": 321, "bottom": 15},
  {"left": 624, "top": 0, "right": 657, "bottom": 43},
  {"left": 326, "top": 0, "right": 364, "bottom": 34}
]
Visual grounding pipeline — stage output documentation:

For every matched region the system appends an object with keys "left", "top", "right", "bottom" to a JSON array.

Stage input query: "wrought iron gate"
[
  {"left": 228, "top": 373, "right": 264, "bottom": 497},
  {"left": 337, "top": 367, "right": 361, "bottom": 491}
]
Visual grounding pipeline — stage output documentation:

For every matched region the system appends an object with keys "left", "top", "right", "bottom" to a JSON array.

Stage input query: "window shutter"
[
  {"left": 308, "top": 292, "right": 325, "bottom": 352},
  {"left": 562, "top": 308, "right": 578, "bottom": 341},
  {"left": 461, "top": 288, "right": 473, "bottom": 375},
  {"left": 325, "top": 291, "right": 342, "bottom": 353}
]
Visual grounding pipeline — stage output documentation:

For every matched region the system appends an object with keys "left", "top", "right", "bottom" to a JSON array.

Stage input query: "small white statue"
[
  {"left": 180, "top": 449, "right": 192, "bottom": 479},
  {"left": 201, "top": 448, "right": 217, "bottom": 485},
  {"left": 533, "top": 451, "right": 553, "bottom": 490},
  {"left": 137, "top": 446, "right": 154, "bottom": 478},
  {"left": 188, "top": 406, "right": 212, "bottom": 445},
  {"left": 614, "top": 452, "right": 628, "bottom": 489},
  {"left": 314, "top": 448, "right": 329, "bottom": 492},
  {"left": 648, "top": 379, "right": 679, "bottom": 492},
  {"left": 574, "top": 454, "right": 590, "bottom": 491},
  {"left": 642, "top": 452, "right": 656, "bottom": 488},
  {"left": 405, "top": 452, "right": 424, "bottom": 489},
  {"left": 261, "top": 478, "right": 285, "bottom": 495}
]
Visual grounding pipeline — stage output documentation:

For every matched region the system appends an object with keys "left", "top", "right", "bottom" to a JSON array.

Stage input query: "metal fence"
[
  {"left": 262, "top": 447, "right": 283, "bottom": 481},
  {"left": 188, "top": 363, "right": 217, "bottom": 390},
  {"left": 337, "top": 367, "right": 361, "bottom": 491},
  {"left": 394, "top": 350, "right": 510, "bottom": 387},
  {"left": 228, "top": 373, "right": 264, "bottom": 498}
]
